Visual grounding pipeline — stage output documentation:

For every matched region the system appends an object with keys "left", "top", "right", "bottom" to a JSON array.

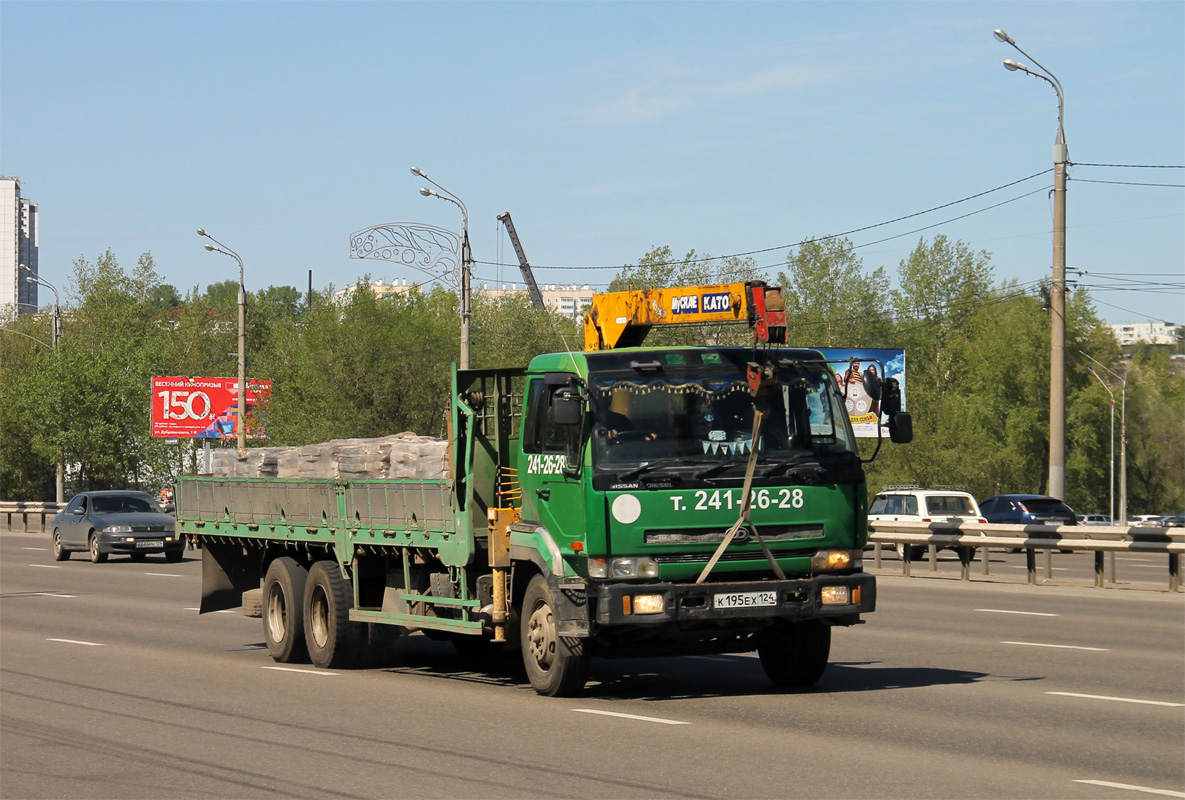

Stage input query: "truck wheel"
[
  {"left": 89, "top": 533, "right": 108, "bottom": 564},
  {"left": 757, "top": 620, "right": 831, "bottom": 687},
  {"left": 264, "top": 557, "right": 309, "bottom": 663},
  {"left": 304, "top": 560, "right": 363, "bottom": 669},
  {"left": 52, "top": 530, "right": 70, "bottom": 561},
  {"left": 520, "top": 574, "right": 589, "bottom": 697}
]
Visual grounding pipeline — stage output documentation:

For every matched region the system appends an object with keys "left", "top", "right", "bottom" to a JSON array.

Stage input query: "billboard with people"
[
  {"left": 816, "top": 349, "right": 905, "bottom": 437},
  {"left": 151, "top": 376, "right": 271, "bottom": 439}
]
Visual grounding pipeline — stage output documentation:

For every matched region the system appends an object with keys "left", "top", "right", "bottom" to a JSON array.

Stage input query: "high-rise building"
[{"left": 1, "top": 176, "right": 39, "bottom": 317}]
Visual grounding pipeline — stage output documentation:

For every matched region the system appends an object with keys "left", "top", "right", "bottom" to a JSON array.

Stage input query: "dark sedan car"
[
  {"left": 50, "top": 490, "right": 183, "bottom": 563},
  {"left": 979, "top": 494, "right": 1078, "bottom": 526}
]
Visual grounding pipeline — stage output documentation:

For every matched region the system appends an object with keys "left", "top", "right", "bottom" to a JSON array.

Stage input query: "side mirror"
[
  {"left": 881, "top": 378, "right": 902, "bottom": 416},
  {"left": 73, "top": 507, "right": 85, "bottom": 515},
  {"left": 553, "top": 390, "right": 582, "bottom": 426},
  {"left": 888, "top": 412, "right": 913, "bottom": 444}
]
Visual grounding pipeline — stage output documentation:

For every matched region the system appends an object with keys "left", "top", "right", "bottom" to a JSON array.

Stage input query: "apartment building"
[{"left": 1, "top": 176, "right": 39, "bottom": 317}]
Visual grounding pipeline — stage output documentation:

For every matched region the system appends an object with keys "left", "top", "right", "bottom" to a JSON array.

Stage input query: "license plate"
[
  {"left": 714, "top": 591, "right": 777, "bottom": 609},
  {"left": 135, "top": 540, "right": 164, "bottom": 549}
]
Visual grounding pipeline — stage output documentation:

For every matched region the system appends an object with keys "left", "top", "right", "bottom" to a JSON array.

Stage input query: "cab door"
[{"left": 519, "top": 374, "right": 587, "bottom": 544}]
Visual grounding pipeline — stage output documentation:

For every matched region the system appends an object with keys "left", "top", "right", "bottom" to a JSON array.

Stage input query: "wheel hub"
[{"left": 526, "top": 605, "right": 557, "bottom": 669}]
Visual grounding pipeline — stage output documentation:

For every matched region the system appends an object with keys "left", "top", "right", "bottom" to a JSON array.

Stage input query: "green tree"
[{"left": 775, "top": 237, "right": 891, "bottom": 348}]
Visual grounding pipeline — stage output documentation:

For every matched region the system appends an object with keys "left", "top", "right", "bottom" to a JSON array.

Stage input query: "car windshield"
[
  {"left": 924, "top": 496, "right": 976, "bottom": 516},
  {"left": 91, "top": 494, "right": 162, "bottom": 514},
  {"left": 588, "top": 358, "right": 856, "bottom": 475}
]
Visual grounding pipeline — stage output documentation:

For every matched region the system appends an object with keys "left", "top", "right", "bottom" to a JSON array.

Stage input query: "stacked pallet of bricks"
[{"left": 209, "top": 433, "right": 448, "bottom": 480}]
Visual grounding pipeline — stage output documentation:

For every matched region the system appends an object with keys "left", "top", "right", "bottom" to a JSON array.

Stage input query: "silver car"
[{"left": 50, "top": 490, "right": 183, "bottom": 563}]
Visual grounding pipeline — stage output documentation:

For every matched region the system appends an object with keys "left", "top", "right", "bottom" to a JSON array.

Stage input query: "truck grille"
[{"left": 644, "top": 525, "right": 824, "bottom": 545}]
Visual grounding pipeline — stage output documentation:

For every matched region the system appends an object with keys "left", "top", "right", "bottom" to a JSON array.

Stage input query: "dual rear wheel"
[{"left": 262, "top": 557, "right": 365, "bottom": 669}]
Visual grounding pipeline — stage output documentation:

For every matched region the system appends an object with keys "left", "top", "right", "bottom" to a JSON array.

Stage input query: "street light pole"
[
  {"left": 411, "top": 167, "right": 471, "bottom": 370},
  {"left": 197, "top": 229, "right": 248, "bottom": 460},
  {"left": 22, "top": 267, "right": 64, "bottom": 503},
  {"left": 995, "top": 28, "right": 1068, "bottom": 500},
  {"left": 1081, "top": 351, "right": 1127, "bottom": 526},
  {"left": 1086, "top": 368, "right": 1115, "bottom": 524}
]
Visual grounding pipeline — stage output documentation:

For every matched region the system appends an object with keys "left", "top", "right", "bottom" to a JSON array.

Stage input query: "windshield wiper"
[
  {"left": 619, "top": 458, "right": 709, "bottom": 482},
  {"left": 693, "top": 456, "right": 753, "bottom": 480},
  {"left": 760, "top": 456, "right": 826, "bottom": 479}
]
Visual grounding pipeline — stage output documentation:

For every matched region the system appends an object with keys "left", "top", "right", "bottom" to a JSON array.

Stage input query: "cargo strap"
[{"left": 695, "top": 408, "right": 786, "bottom": 584}]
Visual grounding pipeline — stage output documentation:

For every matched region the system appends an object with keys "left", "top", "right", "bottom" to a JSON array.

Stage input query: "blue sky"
[{"left": 3, "top": 1, "right": 1182, "bottom": 325}]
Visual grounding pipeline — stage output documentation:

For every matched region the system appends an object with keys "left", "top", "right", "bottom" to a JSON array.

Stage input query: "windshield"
[
  {"left": 588, "top": 357, "right": 856, "bottom": 475},
  {"left": 92, "top": 494, "right": 162, "bottom": 514},
  {"left": 924, "top": 495, "right": 976, "bottom": 516}
]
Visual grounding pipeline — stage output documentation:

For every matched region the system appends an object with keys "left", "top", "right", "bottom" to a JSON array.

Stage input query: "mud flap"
[{"left": 200, "top": 541, "right": 261, "bottom": 614}]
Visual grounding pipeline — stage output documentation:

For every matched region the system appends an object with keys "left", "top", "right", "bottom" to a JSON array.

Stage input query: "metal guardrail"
[
  {"left": 0, "top": 502, "right": 65, "bottom": 534},
  {"left": 867, "top": 520, "right": 1183, "bottom": 591}
]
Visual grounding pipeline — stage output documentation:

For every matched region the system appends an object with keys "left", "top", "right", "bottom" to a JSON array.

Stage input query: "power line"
[
  {"left": 472, "top": 169, "right": 1054, "bottom": 272},
  {"left": 1071, "top": 162, "right": 1184, "bottom": 169},
  {"left": 1071, "top": 178, "right": 1184, "bottom": 188}
]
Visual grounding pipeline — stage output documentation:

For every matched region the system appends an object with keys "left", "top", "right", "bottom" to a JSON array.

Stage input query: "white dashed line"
[
  {"left": 572, "top": 709, "right": 690, "bottom": 725},
  {"left": 977, "top": 608, "right": 1059, "bottom": 617},
  {"left": 23, "top": 547, "right": 47, "bottom": 551},
  {"left": 1074, "top": 779, "right": 1185, "bottom": 797},
  {"left": 1003, "top": 641, "right": 1109, "bottom": 651},
  {"left": 184, "top": 607, "right": 237, "bottom": 613},
  {"left": 1048, "top": 692, "right": 1183, "bottom": 708},
  {"left": 47, "top": 638, "right": 104, "bottom": 647},
  {"left": 144, "top": 573, "right": 182, "bottom": 577},
  {"left": 262, "top": 666, "right": 339, "bottom": 676},
  {"left": 29, "top": 564, "right": 61, "bottom": 569},
  {"left": 35, "top": 593, "right": 75, "bottom": 598}
]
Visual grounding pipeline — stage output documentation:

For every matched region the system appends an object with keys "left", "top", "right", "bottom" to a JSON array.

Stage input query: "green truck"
[{"left": 178, "top": 282, "right": 911, "bottom": 696}]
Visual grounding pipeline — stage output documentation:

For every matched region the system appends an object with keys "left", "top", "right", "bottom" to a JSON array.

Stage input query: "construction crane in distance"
[{"left": 496, "top": 212, "right": 547, "bottom": 311}]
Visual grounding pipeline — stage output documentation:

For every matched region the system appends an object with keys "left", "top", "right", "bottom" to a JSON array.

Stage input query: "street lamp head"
[
  {"left": 204, "top": 244, "right": 217, "bottom": 252},
  {"left": 420, "top": 187, "right": 435, "bottom": 197},
  {"left": 993, "top": 29, "right": 1014, "bottom": 45},
  {"left": 196, "top": 228, "right": 208, "bottom": 237},
  {"left": 1003, "top": 59, "right": 1024, "bottom": 72},
  {"left": 410, "top": 167, "right": 427, "bottom": 178}
]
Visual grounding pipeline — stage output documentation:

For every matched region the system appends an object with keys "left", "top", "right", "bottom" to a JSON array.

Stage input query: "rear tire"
[
  {"left": 303, "top": 560, "right": 363, "bottom": 669},
  {"left": 520, "top": 574, "right": 589, "bottom": 697},
  {"left": 757, "top": 619, "right": 831, "bottom": 687},
  {"left": 52, "top": 530, "right": 70, "bottom": 561},
  {"left": 89, "top": 533, "right": 108, "bottom": 564},
  {"left": 263, "top": 557, "right": 309, "bottom": 663}
]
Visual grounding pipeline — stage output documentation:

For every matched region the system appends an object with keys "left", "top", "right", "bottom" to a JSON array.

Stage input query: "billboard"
[
  {"left": 815, "top": 348, "right": 906, "bottom": 438},
  {"left": 151, "top": 376, "right": 271, "bottom": 439}
]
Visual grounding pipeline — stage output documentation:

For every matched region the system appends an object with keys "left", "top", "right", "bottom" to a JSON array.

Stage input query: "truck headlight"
[
  {"left": 588, "top": 557, "right": 659, "bottom": 579},
  {"left": 631, "top": 594, "right": 665, "bottom": 614},
  {"left": 821, "top": 586, "right": 851, "bottom": 605},
  {"left": 811, "top": 550, "right": 860, "bottom": 571}
]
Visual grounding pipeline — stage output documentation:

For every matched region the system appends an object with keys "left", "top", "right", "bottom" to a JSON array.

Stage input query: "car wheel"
[
  {"left": 263, "top": 557, "right": 309, "bottom": 663},
  {"left": 89, "top": 533, "right": 108, "bottom": 563},
  {"left": 757, "top": 619, "right": 831, "bottom": 687},
  {"left": 52, "top": 530, "right": 70, "bottom": 561},
  {"left": 520, "top": 574, "right": 589, "bottom": 697},
  {"left": 303, "top": 560, "right": 364, "bottom": 670}
]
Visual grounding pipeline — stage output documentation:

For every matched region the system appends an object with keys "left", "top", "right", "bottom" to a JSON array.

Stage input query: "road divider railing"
[
  {"left": 0, "top": 502, "right": 65, "bottom": 534},
  {"left": 867, "top": 520, "right": 1183, "bottom": 592}
]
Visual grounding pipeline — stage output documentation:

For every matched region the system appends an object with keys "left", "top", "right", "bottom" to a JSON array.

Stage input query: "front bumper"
[
  {"left": 591, "top": 572, "right": 875, "bottom": 627},
  {"left": 97, "top": 532, "right": 185, "bottom": 556}
]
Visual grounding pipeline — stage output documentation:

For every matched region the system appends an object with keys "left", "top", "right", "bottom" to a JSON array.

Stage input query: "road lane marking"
[
  {"left": 572, "top": 709, "right": 690, "bottom": 725},
  {"left": 47, "top": 638, "right": 104, "bottom": 647},
  {"left": 35, "top": 593, "right": 75, "bottom": 598},
  {"left": 184, "top": 607, "right": 238, "bottom": 613},
  {"left": 1048, "top": 692, "right": 1183, "bottom": 707},
  {"left": 977, "top": 608, "right": 1059, "bottom": 617},
  {"left": 29, "top": 564, "right": 61, "bottom": 569},
  {"left": 1007, "top": 565, "right": 1069, "bottom": 571},
  {"left": 144, "top": 572, "right": 183, "bottom": 577},
  {"left": 1003, "top": 641, "right": 1109, "bottom": 651},
  {"left": 262, "top": 666, "right": 339, "bottom": 676},
  {"left": 23, "top": 547, "right": 47, "bottom": 550},
  {"left": 1074, "top": 780, "right": 1185, "bottom": 797}
]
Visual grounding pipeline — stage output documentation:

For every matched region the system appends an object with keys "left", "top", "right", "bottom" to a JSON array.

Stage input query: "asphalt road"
[{"left": 2, "top": 529, "right": 1182, "bottom": 799}]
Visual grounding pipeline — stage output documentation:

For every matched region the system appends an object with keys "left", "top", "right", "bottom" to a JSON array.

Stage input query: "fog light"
[
  {"left": 821, "top": 586, "right": 850, "bottom": 605},
  {"left": 632, "top": 594, "right": 665, "bottom": 614}
]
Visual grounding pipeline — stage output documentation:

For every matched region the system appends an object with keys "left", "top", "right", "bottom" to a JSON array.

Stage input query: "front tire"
[
  {"left": 263, "top": 557, "right": 309, "bottom": 663},
  {"left": 52, "top": 530, "right": 70, "bottom": 561},
  {"left": 757, "top": 620, "right": 831, "bottom": 687},
  {"left": 89, "top": 533, "right": 108, "bottom": 564},
  {"left": 303, "top": 560, "right": 363, "bottom": 669},
  {"left": 520, "top": 574, "right": 589, "bottom": 697}
]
